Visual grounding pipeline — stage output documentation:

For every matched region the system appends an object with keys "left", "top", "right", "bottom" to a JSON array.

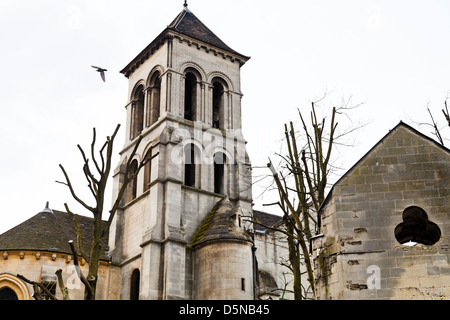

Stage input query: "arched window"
[
  {"left": 184, "top": 144, "right": 196, "bottom": 187},
  {"left": 0, "top": 274, "right": 30, "bottom": 300},
  {"left": 143, "top": 148, "right": 152, "bottom": 193},
  {"left": 148, "top": 72, "right": 161, "bottom": 127},
  {"left": 394, "top": 206, "right": 441, "bottom": 246},
  {"left": 131, "top": 85, "right": 145, "bottom": 140},
  {"left": 130, "top": 269, "right": 140, "bottom": 300},
  {"left": 214, "top": 152, "right": 226, "bottom": 194},
  {"left": 184, "top": 72, "right": 197, "bottom": 121},
  {"left": 126, "top": 159, "right": 139, "bottom": 202},
  {"left": 212, "top": 80, "right": 225, "bottom": 129},
  {"left": 0, "top": 287, "right": 18, "bottom": 300}
]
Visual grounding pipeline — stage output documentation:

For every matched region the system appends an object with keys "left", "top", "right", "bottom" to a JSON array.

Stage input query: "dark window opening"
[
  {"left": 130, "top": 269, "right": 140, "bottom": 300},
  {"left": 394, "top": 206, "right": 441, "bottom": 246},
  {"left": 131, "top": 85, "right": 145, "bottom": 140},
  {"left": 212, "top": 81, "right": 224, "bottom": 129},
  {"left": 184, "top": 144, "right": 196, "bottom": 187},
  {"left": 0, "top": 287, "right": 18, "bottom": 300},
  {"left": 148, "top": 72, "right": 161, "bottom": 127},
  {"left": 143, "top": 148, "right": 152, "bottom": 193},
  {"left": 184, "top": 72, "right": 197, "bottom": 121},
  {"left": 214, "top": 153, "right": 226, "bottom": 194},
  {"left": 126, "top": 160, "right": 138, "bottom": 202},
  {"left": 241, "top": 278, "right": 246, "bottom": 292}
]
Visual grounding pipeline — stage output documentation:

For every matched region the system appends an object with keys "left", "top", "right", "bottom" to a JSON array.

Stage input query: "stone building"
[
  {"left": 0, "top": 3, "right": 291, "bottom": 300},
  {"left": 4, "top": 3, "right": 447, "bottom": 302},
  {"left": 107, "top": 3, "right": 291, "bottom": 300},
  {"left": 311, "top": 121, "right": 450, "bottom": 299},
  {"left": 0, "top": 203, "right": 120, "bottom": 300}
]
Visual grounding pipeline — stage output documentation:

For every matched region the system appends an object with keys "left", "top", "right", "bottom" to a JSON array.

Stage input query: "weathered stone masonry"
[{"left": 311, "top": 122, "right": 450, "bottom": 300}]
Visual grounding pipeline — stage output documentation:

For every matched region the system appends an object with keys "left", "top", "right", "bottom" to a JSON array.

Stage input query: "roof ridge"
[
  {"left": 169, "top": 8, "right": 188, "bottom": 30},
  {"left": 317, "top": 120, "right": 450, "bottom": 227},
  {"left": 167, "top": 8, "right": 243, "bottom": 56}
]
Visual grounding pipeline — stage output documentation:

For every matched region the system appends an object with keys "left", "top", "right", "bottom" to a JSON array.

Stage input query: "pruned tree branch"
[
  {"left": 55, "top": 124, "right": 157, "bottom": 299},
  {"left": 261, "top": 94, "right": 363, "bottom": 300},
  {"left": 17, "top": 274, "right": 58, "bottom": 300},
  {"left": 69, "top": 240, "right": 93, "bottom": 300},
  {"left": 64, "top": 203, "right": 89, "bottom": 263},
  {"left": 55, "top": 269, "right": 70, "bottom": 300},
  {"left": 56, "top": 164, "right": 96, "bottom": 214},
  {"left": 443, "top": 100, "right": 450, "bottom": 127},
  {"left": 427, "top": 107, "right": 444, "bottom": 145}
]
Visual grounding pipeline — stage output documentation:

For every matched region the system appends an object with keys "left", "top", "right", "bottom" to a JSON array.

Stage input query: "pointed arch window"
[
  {"left": 184, "top": 72, "right": 197, "bottom": 121},
  {"left": 130, "top": 85, "right": 145, "bottom": 140}
]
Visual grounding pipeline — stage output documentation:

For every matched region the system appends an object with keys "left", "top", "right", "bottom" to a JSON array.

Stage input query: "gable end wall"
[{"left": 313, "top": 125, "right": 450, "bottom": 300}]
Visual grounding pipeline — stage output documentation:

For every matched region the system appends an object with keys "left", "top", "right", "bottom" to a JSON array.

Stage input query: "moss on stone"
[{"left": 187, "top": 197, "right": 225, "bottom": 249}]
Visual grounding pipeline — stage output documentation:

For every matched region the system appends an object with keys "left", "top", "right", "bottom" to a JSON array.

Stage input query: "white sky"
[{"left": 1, "top": 0, "right": 449, "bottom": 234}]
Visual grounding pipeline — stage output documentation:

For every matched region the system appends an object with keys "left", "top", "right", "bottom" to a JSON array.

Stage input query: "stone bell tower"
[{"left": 108, "top": 3, "right": 254, "bottom": 300}]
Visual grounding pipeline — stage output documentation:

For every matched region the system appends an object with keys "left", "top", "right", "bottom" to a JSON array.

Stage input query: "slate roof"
[
  {"left": 0, "top": 205, "right": 109, "bottom": 260},
  {"left": 189, "top": 197, "right": 252, "bottom": 248},
  {"left": 167, "top": 7, "right": 243, "bottom": 57},
  {"left": 253, "top": 210, "right": 283, "bottom": 232},
  {"left": 120, "top": 5, "right": 250, "bottom": 78}
]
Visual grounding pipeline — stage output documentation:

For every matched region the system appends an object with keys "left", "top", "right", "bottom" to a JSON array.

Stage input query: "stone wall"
[
  {"left": 254, "top": 231, "right": 295, "bottom": 300},
  {"left": 194, "top": 241, "right": 253, "bottom": 300},
  {"left": 312, "top": 123, "right": 450, "bottom": 299},
  {"left": 0, "top": 250, "right": 119, "bottom": 300}
]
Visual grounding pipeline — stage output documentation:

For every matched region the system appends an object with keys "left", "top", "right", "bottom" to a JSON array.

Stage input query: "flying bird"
[{"left": 91, "top": 65, "right": 107, "bottom": 82}]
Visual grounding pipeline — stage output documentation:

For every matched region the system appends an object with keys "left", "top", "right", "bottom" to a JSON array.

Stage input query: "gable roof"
[
  {"left": 120, "top": 6, "right": 250, "bottom": 78},
  {"left": 317, "top": 121, "right": 450, "bottom": 227},
  {"left": 0, "top": 206, "right": 109, "bottom": 260}
]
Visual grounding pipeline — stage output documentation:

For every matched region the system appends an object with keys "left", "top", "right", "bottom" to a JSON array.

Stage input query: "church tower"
[{"left": 108, "top": 3, "right": 254, "bottom": 300}]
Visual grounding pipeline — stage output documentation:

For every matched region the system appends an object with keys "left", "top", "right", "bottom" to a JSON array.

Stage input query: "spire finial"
[
  {"left": 184, "top": 0, "right": 188, "bottom": 8},
  {"left": 42, "top": 201, "right": 54, "bottom": 214}
]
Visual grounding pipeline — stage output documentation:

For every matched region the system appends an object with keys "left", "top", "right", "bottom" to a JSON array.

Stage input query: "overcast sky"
[{"left": 1, "top": 0, "right": 449, "bottom": 234}]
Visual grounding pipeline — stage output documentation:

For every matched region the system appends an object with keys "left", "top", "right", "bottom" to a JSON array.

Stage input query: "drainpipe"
[{"left": 251, "top": 237, "right": 257, "bottom": 300}]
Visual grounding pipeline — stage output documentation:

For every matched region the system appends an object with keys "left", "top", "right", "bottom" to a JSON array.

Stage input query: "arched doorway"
[{"left": 130, "top": 269, "right": 140, "bottom": 300}]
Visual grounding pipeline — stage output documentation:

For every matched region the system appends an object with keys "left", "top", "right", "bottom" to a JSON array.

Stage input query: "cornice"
[{"left": 121, "top": 30, "right": 250, "bottom": 79}]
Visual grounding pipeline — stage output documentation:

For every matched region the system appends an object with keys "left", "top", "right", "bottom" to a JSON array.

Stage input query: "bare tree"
[
  {"left": 19, "top": 124, "right": 157, "bottom": 300},
  {"left": 56, "top": 124, "right": 158, "bottom": 299},
  {"left": 256, "top": 96, "right": 364, "bottom": 300},
  {"left": 417, "top": 99, "right": 449, "bottom": 146},
  {"left": 443, "top": 100, "right": 450, "bottom": 127}
]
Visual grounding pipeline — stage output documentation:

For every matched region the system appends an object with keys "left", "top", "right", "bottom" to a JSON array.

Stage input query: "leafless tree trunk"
[
  {"left": 54, "top": 124, "right": 158, "bottom": 299},
  {"left": 260, "top": 96, "right": 364, "bottom": 300},
  {"left": 21, "top": 124, "right": 154, "bottom": 300}
]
